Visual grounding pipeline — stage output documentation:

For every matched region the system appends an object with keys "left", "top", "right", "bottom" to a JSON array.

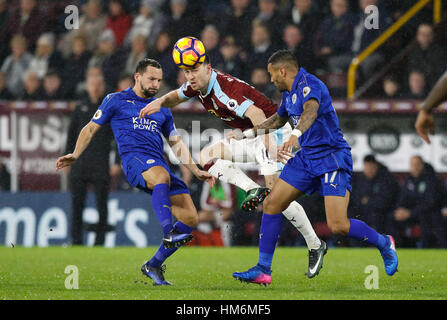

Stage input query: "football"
[{"left": 172, "top": 36, "right": 206, "bottom": 69}]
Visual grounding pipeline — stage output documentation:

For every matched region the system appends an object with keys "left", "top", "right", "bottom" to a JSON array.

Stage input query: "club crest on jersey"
[
  {"left": 292, "top": 94, "right": 297, "bottom": 104},
  {"left": 93, "top": 110, "right": 102, "bottom": 120},
  {"left": 303, "top": 86, "right": 311, "bottom": 98},
  {"left": 291, "top": 115, "right": 300, "bottom": 127},
  {"left": 227, "top": 99, "right": 238, "bottom": 111}
]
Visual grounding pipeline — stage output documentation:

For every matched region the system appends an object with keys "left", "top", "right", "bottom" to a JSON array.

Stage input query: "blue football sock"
[
  {"left": 173, "top": 220, "right": 195, "bottom": 234},
  {"left": 148, "top": 221, "right": 195, "bottom": 268},
  {"left": 347, "top": 219, "right": 387, "bottom": 250},
  {"left": 257, "top": 213, "right": 283, "bottom": 271},
  {"left": 152, "top": 183, "right": 173, "bottom": 236}
]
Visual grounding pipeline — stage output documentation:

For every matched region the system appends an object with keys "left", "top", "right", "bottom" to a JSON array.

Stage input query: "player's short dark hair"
[
  {"left": 135, "top": 58, "right": 162, "bottom": 74},
  {"left": 268, "top": 50, "right": 299, "bottom": 69},
  {"left": 203, "top": 54, "right": 211, "bottom": 66}
]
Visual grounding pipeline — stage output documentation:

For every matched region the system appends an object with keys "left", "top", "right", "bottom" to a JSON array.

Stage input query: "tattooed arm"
[
  {"left": 241, "top": 113, "right": 289, "bottom": 139},
  {"left": 295, "top": 98, "right": 320, "bottom": 134},
  {"left": 278, "top": 99, "right": 319, "bottom": 159}
]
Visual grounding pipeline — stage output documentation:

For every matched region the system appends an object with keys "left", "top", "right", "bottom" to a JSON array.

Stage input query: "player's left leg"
[
  {"left": 324, "top": 189, "right": 398, "bottom": 276},
  {"left": 233, "top": 179, "right": 303, "bottom": 285}
]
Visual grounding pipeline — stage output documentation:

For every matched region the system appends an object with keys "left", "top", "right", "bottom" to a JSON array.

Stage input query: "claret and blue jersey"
[{"left": 91, "top": 87, "right": 188, "bottom": 195}]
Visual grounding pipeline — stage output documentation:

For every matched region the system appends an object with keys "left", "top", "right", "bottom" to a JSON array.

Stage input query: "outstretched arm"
[
  {"left": 415, "top": 71, "right": 447, "bottom": 144},
  {"left": 241, "top": 112, "right": 289, "bottom": 139},
  {"left": 56, "top": 121, "right": 101, "bottom": 170},
  {"left": 167, "top": 135, "right": 215, "bottom": 188},
  {"left": 421, "top": 71, "right": 447, "bottom": 113},
  {"left": 139, "top": 90, "right": 186, "bottom": 118}
]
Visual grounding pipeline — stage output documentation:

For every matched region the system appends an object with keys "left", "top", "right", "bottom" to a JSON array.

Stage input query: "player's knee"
[
  {"left": 328, "top": 220, "right": 350, "bottom": 236},
  {"left": 147, "top": 174, "right": 170, "bottom": 189},
  {"left": 182, "top": 212, "right": 198, "bottom": 228},
  {"left": 263, "top": 196, "right": 283, "bottom": 214}
]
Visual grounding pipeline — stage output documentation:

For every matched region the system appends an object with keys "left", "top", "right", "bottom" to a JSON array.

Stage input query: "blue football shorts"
[
  {"left": 123, "top": 154, "right": 190, "bottom": 196},
  {"left": 279, "top": 148, "right": 353, "bottom": 197}
]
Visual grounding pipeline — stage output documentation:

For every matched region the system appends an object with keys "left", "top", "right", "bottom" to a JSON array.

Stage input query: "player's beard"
[{"left": 140, "top": 84, "right": 158, "bottom": 98}]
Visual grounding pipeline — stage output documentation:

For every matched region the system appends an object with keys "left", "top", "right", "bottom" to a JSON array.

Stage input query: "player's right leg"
[
  {"left": 265, "top": 173, "right": 322, "bottom": 251},
  {"left": 200, "top": 140, "right": 269, "bottom": 210}
]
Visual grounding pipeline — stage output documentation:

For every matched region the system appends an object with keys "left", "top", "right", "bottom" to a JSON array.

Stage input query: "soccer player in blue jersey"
[
  {"left": 232, "top": 50, "right": 398, "bottom": 285},
  {"left": 56, "top": 59, "right": 214, "bottom": 285}
]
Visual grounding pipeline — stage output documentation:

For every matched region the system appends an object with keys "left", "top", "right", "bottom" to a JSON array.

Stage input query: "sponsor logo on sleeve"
[{"left": 227, "top": 99, "right": 238, "bottom": 111}]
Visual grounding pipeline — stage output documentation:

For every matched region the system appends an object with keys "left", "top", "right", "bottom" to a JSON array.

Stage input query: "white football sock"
[
  {"left": 207, "top": 159, "right": 260, "bottom": 192},
  {"left": 282, "top": 201, "right": 321, "bottom": 250}
]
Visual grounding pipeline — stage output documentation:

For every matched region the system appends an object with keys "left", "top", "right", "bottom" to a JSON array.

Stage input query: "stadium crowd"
[
  {"left": 1, "top": 0, "right": 447, "bottom": 248},
  {"left": 0, "top": 0, "right": 445, "bottom": 100}
]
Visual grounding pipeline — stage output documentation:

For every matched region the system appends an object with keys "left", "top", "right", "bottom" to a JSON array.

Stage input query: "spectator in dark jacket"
[
  {"left": 254, "top": 0, "right": 286, "bottom": 47},
  {"left": 394, "top": 156, "right": 447, "bottom": 248},
  {"left": 88, "top": 29, "right": 126, "bottom": 90},
  {"left": 63, "top": 34, "right": 92, "bottom": 99},
  {"left": 407, "top": 24, "right": 447, "bottom": 88},
  {"left": 315, "top": 0, "right": 357, "bottom": 73},
  {"left": 200, "top": 25, "right": 225, "bottom": 71},
  {"left": 326, "top": 0, "right": 392, "bottom": 75},
  {"left": 2, "top": 0, "right": 47, "bottom": 52},
  {"left": 284, "top": 0, "right": 322, "bottom": 71},
  {"left": 282, "top": 24, "right": 314, "bottom": 72},
  {"left": 65, "top": 69, "right": 117, "bottom": 245},
  {"left": 219, "top": 0, "right": 257, "bottom": 52},
  {"left": 20, "top": 70, "right": 45, "bottom": 100},
  {"left": 350, "top": 155, "right": 399, "bottom": 236},
  {"left": 42, "top": 70, "right": 66, "bottom": 100},
  {"left": 243, "top": 22, "right": 278, "bottom": 81},
  {"left": 164, "top": 0, "right": 204, "bottom": 41},
  {"left": 219, "top": 36, "right": 244, "bottom": 80}
]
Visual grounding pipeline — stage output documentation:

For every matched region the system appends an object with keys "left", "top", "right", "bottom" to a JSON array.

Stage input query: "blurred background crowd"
[
  {"left": 1, "top": 0, "right": 446, "bottom": 101},
  {"left": 1, "top": 0, "right": 447, "bottom": 248}
]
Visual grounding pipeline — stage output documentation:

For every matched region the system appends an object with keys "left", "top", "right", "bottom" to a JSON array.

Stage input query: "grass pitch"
[{"left": 0, "top": 246, "right": 446, "bottom": 300}]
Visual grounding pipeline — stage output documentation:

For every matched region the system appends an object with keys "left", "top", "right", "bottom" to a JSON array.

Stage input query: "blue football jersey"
[
  {"left": 91, "top": 87, "right": 178, "bottom": 162},
  {"left": 277, "top": 68, "right": 350, "bottom": 159}
]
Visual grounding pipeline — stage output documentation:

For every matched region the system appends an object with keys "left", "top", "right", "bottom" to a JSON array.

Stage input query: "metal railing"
[{"left": 347, "top": 0, "right": 442, "bottom": 100}]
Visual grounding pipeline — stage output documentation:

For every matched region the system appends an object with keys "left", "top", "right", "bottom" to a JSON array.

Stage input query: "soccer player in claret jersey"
[
  {"left": 139, "top": 55, "right": 327, "bottom": 279},
  {"left": 231, "top": 50, "right": 398, "bottom": 285},
  {"left": 56, "top": 59, "right": 214, "bottom": 286}
]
